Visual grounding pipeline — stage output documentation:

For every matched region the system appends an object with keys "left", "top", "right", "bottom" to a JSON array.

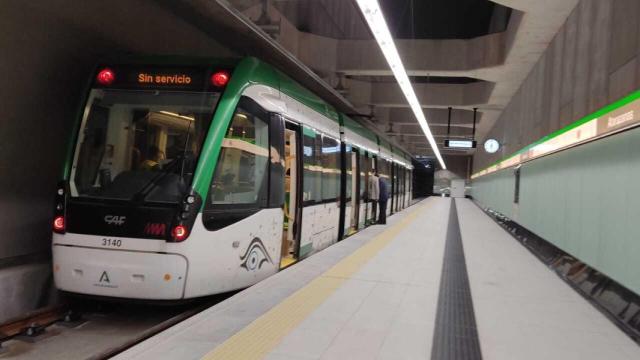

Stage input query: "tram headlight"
[
  {"left": 96, "top": 68, "right": 115, "bottom": 86},
  {"left": 210, "top": 71, "right": 230, "bottom": 87},
  {"left": 172, "top": 225, "right": 188, "bottom": 242},
  {"left": 169, "top": 191, "right": 201, "bottom": 242},
  {"left": 53, "top": 216, "right": 65, "bottom": 233},
  {"left": 54, "top": 181, "right": 67, "bottom": 234}
]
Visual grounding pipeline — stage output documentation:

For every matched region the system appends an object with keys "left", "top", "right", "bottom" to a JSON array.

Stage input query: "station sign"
[
  {"left": 472, "top": 90, "right": 640, "bottom": 179},
  {"left": 444, "top": 139, "right": 477, "bottom": 149}
]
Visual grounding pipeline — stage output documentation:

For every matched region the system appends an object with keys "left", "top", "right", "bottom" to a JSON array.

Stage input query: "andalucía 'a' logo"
[{"left": 99, "top": 271, "right": 110, "bottom": 283}]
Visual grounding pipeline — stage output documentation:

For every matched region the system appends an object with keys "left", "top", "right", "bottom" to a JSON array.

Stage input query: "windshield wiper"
[{"left": 131, "top": 157, "right": 183, "bottom": 202}]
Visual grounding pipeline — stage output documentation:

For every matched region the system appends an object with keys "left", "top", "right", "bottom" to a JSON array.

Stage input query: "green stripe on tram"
[{"left": 192, "top": 57, "right": 342, "bottom": 211}]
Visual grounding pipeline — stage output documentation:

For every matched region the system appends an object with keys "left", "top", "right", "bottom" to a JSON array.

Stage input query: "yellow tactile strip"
[{"left": 202, "top": 199, "right": 432, "bottom": 360}]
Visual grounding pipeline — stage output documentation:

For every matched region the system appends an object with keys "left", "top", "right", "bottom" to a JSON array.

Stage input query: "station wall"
[
  {"left": 0, "top": 0, "right": 233, "bottom": 321},
  {"left": 0, "top": 0, "right": 232, "bottom": 262},
  {"left": 472, "top": 0, "right": 640, "bottom": 295},
  {"left": 475, "top": 0, "right": 640, "bottom": 170},
  {"left": 473, "top": 125, "right": 640, "bottom": 295}
]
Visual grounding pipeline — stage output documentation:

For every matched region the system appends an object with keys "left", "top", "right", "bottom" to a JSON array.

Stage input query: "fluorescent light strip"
[
  {"left": 355, "top": 0, "right": 446, "bottom": 169},
  {"left": 159, "top": 111, "right": 195, "bottom": 121}
]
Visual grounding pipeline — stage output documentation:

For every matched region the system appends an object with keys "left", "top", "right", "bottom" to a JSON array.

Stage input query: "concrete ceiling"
[
  {"left": 260, "top": 0, "right": 511, "bottom": 40},
  {"left": 231, "top": 0, "right": 579, "bottom": 161}
]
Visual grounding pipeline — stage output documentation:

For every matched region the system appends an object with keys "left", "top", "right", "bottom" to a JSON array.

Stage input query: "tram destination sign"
[
  {"left": 93, "top": 64, "right": 230, "bottom": 91},
  {"left": 444, "top": 139, "right": 477, "bottom": 149}
]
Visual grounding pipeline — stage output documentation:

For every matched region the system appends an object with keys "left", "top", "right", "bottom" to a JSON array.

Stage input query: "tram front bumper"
[{"left": 53, "top": 245, "right": 188, "bottom": 300}]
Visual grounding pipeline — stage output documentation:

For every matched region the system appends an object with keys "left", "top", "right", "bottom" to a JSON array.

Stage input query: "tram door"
[
  {"left": 368, "top": 154, "right": 378, "bottom": 224},
  {"left": 362, "top": 152, "right": 372, "bottom": 225},
  {"left": 358, "top": 151, "right": 368, "bottom": 229},
  {"left": 281, "top": 123, "right": 302, "bottom": 268},
  {"left": 348, "top": 148, "right": 360, "bottom": 234},
  {"left": 390, "top": 163, "right": 395, "bottom": 214}
]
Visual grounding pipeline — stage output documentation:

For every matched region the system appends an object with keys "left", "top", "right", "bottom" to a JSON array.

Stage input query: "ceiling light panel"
[{"left": 355, "top": 0, "right": 446, "bottom": 169}]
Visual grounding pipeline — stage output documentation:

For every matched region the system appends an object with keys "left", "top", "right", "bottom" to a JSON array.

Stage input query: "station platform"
[{"left": 114, "top": 198, "right": 640, "bottom": 360}]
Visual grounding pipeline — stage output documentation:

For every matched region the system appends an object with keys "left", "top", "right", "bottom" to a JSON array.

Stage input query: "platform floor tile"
[{"left": 456, "top": 198, "right": 640, "bottom": 360}]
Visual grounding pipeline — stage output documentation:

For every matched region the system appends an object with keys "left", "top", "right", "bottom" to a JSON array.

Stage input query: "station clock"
[{"left": 484, "top": 138, "right": 500, "bottom": 154}]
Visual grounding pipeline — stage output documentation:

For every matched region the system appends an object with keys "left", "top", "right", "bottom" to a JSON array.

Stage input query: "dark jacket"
[{"left": 378, "top": 177, "right": 389, "bottom": 202}]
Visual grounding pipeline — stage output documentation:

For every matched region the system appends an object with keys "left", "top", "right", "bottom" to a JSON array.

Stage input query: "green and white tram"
[{"left": 52, "top": 57, "right": 414, "bottom": 300}]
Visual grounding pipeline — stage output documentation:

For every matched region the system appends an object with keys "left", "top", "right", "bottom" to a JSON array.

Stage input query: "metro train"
[{"left": 51, "top": 57, "right": 414, "bottom": 300}]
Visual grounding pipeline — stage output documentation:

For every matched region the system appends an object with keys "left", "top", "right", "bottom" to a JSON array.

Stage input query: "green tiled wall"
[
  {"left": 472, "top": 126, "right": 640, "bottom": 295},
  {"left": 471, "top": 168, "right": 514, "bottom": 217}
]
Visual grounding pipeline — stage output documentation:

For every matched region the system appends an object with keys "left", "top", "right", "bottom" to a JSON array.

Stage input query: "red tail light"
[
  {"left": 96, "top": 68, "right": 115, "bottom": 85},
  {"left": 172, "top": 225, "right": 188, "bottom": 241},
  {"left": 211, "top": 71, "right": 230, "bottom": 87},
  {"left": 53, "top": 216, "right": 65, "bottom": 233}
]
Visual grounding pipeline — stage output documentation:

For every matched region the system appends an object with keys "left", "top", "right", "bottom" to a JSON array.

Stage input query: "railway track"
[
  {"left": 0, "top": 294, "right": 231, "bottom": 359},
  {"left": 0, "top": 304, "right": 72, "bottom": 349},
  {"left": 88, "top": 301, "right": 213, "bottom": 360}
]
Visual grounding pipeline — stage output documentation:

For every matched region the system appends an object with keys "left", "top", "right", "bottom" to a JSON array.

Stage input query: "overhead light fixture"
[
  {"left": 159, "top": 111, "right": 195, "bottom": 121},
  {"left": 386, "top": 122, "right": 393, "bottom": 134},
  {"left": 355, "top": 0, "right": 446, "bottom": 169}
]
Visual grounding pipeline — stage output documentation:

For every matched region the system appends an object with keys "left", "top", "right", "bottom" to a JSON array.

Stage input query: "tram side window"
[
  {"left": 365, "top": 154, "right": 376, "bottom": 202},
  {"left": 379, "top": 159, "right": 391, "bottom": 193},
  {"left": 302, "top": 127, "right": 322, "bottom": 204},
  {"left": 396, "top": 165, "right": 403, "bottom": 195},
  {"left": 359, "top": 151, "right": 367, "bottom": 202},
  {"left": 208, "top": 97, "right": 269, "bottom": 207},
  {"left": 403, "top": 168, "right": 408, "bottom": 193},
  {"left": 314, "top": 133, "right": 324, "bottom": 201},
  {"left": 402, "top": 168, "right": 407, "bottom": 199},
  {"left": 377, "top": 159, "right": 386, "bottom": 180},
  {"left": 345, "top": 144, "right": 352, "bottom": 201},
  {"left": 74, "top": 104, "right": 109, "bottom": 193},
  {"left": 321, "top": 136, "right": 340, "bottom": 201},
  {"left": 514, "top": 165, "right": 521, "bottom": 204},
  {"left": 268, "top": 115, "right": 285, "bottom": 208},
  {"left": 394, "top": 164, "right": 400, "bottom": 195},
  {"left": 391, "top": 163, "right": 396, "bottom": 195},
  {"left": 397, "top": 166, "right": 401, "bottom": 196}
]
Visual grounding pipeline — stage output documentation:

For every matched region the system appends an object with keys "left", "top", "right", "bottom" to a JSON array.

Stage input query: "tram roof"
[{"left": 341, "top": 115, "right": 378, "bottom": 145}]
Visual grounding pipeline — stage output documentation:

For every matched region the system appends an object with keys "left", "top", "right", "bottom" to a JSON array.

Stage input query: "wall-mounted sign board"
[
  {"left": 472, "top": 90, "right": 640, "bottom": 179},
  {"left": 444, "top": 139, "right": 477, "bottom": 149}
]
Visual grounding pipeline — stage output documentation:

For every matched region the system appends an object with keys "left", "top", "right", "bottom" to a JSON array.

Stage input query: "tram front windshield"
[{"left": 70, "top": 89, "right": 218, "bottom": 203}]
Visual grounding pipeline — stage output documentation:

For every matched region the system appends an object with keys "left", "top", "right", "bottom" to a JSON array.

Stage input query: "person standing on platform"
[
  {"left": 378, "top": 175, "right": 389, "bottom": 225},
  {"left": 368, "top": 171, "right": 379, "bottom": 224}
]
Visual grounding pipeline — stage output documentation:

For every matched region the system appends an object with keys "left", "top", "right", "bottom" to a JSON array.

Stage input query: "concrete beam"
[
  {"left": 248, "top": 0, "right": 579, "bottom": 152},
  {"left": 336, "top": 33, "right": 507, "bottom": 74},
  {"left": 379, "top": 106, "right": 484, "bottom": 125},
  {"left": 369, "top": 107, "right": 482, "bottom": 140},
  {"left": 367, "top": 81, "right": 494, "bottom": 107}
]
